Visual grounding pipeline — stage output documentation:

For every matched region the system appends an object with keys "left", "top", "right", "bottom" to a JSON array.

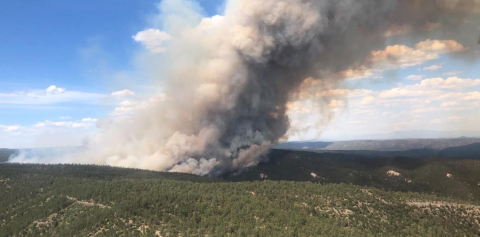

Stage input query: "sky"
[{"left": 1, "top": 0, "right": 480, "bottom": 148}]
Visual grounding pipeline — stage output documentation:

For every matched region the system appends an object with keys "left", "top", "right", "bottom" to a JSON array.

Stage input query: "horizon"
[{"left": 3, "top": 133, "right": 480, "bottom": 150}]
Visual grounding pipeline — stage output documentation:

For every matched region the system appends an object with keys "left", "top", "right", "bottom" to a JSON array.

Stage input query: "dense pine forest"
[
  {"left": 1, "top": 159, "right": 480, "bottom": 236},
  {"left": 226, "top": 149, "right": 480, "bottom": 201}
]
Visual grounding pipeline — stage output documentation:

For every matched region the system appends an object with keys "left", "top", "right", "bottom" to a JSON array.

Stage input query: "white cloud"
[
  {"left": 133, "top": 29, "right": 173, "bottom": 53},
  {"left": 412, "top": 107, "right": 440, "bottom": 113},
  {"left": 319, "top": 74, "right": 480, "bottom": 140},
  {"left": 0, "top": 121, "right": 97, "bottom": 149},
  {"left": 111, "top": 89, "right": 136, "bottom": 97},
  {"left": 0, "top": 89, "right": 104, "bottom": 105},
  {"left": 464, "top": 92, "right": 480, "bottom": 101},
  {"left": 367, "top": 40, "right": 463, "bottom": 72},
  {"left": 34, "top": 120, "right": 92, "bottom": 129},
  {"left": 339, "top": 69, "right": 381, "bottom": 80},
  {"left": 379, "top": 87, "right": 435, "bottom": 99},
  {"left": 441, "top": 101, "right": 458, "bottom": 107},
  {"left": 119, "top": 100, "right": 138, "bottom": 107},
  {"left": 72, "top": 123, "right": 90, "bottom": 128},
  {"left": 328, "top": 100, "right": 346, "bottom": 108},
  {"left": 443, "top": 71, "right": 461, "bottom": 76},
  {"left": 45, "top": 85, "right": 66, "bottom": 95},
  {"left": 448, "top": 116, "right": 463, "bottom": 121},
  {"left": 405, "top": 75, "right": 424, "bottom": 80},
  {"left": 304, "top": 61, "right": 480, "bottom": 140},
  {"left": 437, "top": 92, "right": 465, "bottom": 100},
  {"left": 0, "top": 125, "right": 21, "bottom": 132},
  {"left": 415, "top": 40, "right": 466, "bottom": 54},
  {"left": 379, "top": 77, "right": 480, "bottom": 102},
  {"left": 348, "top": 89, "right": 375, "bottom": 98},
  {"left": 423, "top": 64, "right": 442, "bottom": 71},
  {"left": 419, "top": 77, "right": 480, "bottom": 89},
  {"left": 59, "top": 116, "right": 71, "bottom": 120},
  {"left": 334, "top": 39, "right": 464, "bottom": 82},
  {"left": 368, "top": 45, "right": 438, "bottom": 70},
  {"left": 361, "top": 96, "right": 375, "bottom": 105},
  {"left": 81, "top": 118, "right": 98, "bottom": 123}
]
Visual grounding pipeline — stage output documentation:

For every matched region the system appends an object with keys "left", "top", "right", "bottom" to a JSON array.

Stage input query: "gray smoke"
[{"left": 11, "top": 0, "right": 480, "bottom": 175}]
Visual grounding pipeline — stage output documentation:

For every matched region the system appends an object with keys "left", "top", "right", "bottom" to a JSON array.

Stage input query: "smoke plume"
[{"left": 11, "top": 0, "right": 480, "bottom": 175}]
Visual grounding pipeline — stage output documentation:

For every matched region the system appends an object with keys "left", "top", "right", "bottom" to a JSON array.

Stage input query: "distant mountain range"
[
  {"left": 323, "top": 130, "right": 480, "bottom": 140},
  {"left": 281, "top": 142, "right": 480, "bottom": 159},
  {"left": 275, "top": 137, "right": 480, "bottom": 152}
]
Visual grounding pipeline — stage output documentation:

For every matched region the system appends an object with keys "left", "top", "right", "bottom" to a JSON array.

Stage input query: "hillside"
[
  {"left": 438, "top": 142, "right": 480, "bottom": 158},
  {"left": 0, "top": 149, "right": 15, "bottom": 163},
  {"left": 225, "top": 149, "right": 480, "bottom": 201},
  {"left": 1, "top": 163, "right": 480, "bottom": 236}
]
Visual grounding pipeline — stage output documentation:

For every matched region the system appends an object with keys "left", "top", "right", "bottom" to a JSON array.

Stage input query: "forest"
[
  {"left": 1, "top": 160, "right": 480, "bottom": 236},
  {"left": 226, "top": 149, "right": 480, "bottom": 201}
]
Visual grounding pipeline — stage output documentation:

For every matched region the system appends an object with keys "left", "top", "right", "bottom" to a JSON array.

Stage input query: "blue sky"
[
  {"left": 0, "top": 0, "right": 222, "bottom": 125},
  {"left": 1, "top": 1, "right": 147, "bottom": 123},
  {"left": 1, "top": 0, "right": 480, "bottom": 148}
]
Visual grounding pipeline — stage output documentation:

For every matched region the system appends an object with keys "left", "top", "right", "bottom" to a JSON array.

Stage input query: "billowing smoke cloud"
[{"left": 11, "top": 0, "right": 480, "bottom": 175}]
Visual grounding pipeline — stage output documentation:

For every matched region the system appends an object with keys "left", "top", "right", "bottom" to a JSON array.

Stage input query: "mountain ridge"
[{"left": 275, "top": 137, "right": 480, "bottom": 151}]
